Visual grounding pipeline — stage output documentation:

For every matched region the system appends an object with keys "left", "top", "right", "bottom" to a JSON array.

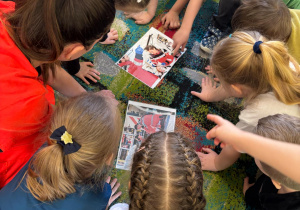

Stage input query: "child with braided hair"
[{"left": 111, "top": 131, "right": 206, "bottom": 210}]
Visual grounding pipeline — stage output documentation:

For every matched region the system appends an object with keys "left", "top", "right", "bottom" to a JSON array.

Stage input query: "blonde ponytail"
[
  {"left": 259, "top": 42, "right": 300, "bottom": 104},
  {"left": 211, "top": 31, "right": 300, "bottom": 104},
  {"left": 27, "top": 143, "right": 75, "bottom": 201}
]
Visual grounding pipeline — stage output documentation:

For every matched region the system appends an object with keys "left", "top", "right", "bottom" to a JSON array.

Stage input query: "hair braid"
[
  {"left": 130, "top": 137, "right": 153, "bottom": 209},
  {"left": 177, "top": 135, "right": 206, "bottom": 209},
  {"left": 130, "top": 132, "right": 206, "bottom": 210}
]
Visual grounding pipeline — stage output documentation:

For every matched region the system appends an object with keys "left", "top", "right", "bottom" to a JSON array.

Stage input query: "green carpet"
[{"left": 76, "top": 0, "right": 257, "bottom": 209}]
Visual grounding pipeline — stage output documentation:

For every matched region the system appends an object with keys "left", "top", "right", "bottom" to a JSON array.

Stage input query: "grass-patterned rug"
[{"left": 75, "top": 0, "right": 257, "bottom": 208}]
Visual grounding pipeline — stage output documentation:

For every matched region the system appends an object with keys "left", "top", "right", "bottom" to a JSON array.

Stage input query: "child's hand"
[
  {"left": 191, "top": 77, "right": 218, "bottom": 102},
  {"left": 205, "top": 65, "right": 220, "bottom": 82},
  {"left": 243, "top": 177, "right": 254, "bottom": 195},
  {"left": 206, "top": 114, "right": 245, "bottom": 152},
  {"left": 100, "top": 28, "right": 118, "bottom": 45},
  {"left": 205, "top": 65, "right": 213, "bottom": 74},
  {"left": 124, "top": 11, "right": 154, "bottom": 25},
  {"left": 106, "top": 176, "right": 122, "bottom": 209},
  {"left": 161, "top": 11, "right": 180, "bottom": 29},
  {"left": 172, "top": 29, "right": 189, "bottom": 55},
  {"left": 197, "top": 148, "right": 218, "bottom": 171},
  {"left": 75, "top": 62, "right": 100, "bottom": 85}
]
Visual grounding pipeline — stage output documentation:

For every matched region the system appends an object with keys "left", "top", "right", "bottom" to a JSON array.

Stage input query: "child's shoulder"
[{"left": 237, "top": 92, "right": 300, "bottom": 131}]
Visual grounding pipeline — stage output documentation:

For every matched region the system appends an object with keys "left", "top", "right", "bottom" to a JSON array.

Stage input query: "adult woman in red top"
[{"left": 0, "top": 0, "right": 115, "bottom": 188}]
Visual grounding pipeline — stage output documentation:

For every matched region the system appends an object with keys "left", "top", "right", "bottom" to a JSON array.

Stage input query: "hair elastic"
[
  {"left": 50, "top": 126, "right": 81, "bottom": 155},
  {"left": 229, "top": 34, "right": 232, "bottom": 38},
  {"left": 253, "top": 41, "right": 263, "bottom": 54}
]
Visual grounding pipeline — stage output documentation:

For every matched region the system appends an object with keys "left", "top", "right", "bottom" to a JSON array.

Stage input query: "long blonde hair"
[
  {"left": 130, "top": 132, "right": 206, "bottom": 210},
  {"left": 211, "top": 31, "right": 300, "bottom": 105},
  {"left": 26, "top": 93, "right": 122, "bottom": 202}
]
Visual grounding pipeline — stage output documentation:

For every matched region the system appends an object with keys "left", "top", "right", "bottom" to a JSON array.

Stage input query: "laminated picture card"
[
  {"left": 116, "top": 27, "right": 186, "bottom": 88},
  {"left": 116, "top": 101, "right": 176, "bottom": 170}
]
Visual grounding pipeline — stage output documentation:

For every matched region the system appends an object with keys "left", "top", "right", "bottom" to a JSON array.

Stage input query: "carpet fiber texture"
[{"left": 76, "top": 0, "right": 257, "bottom": 209}]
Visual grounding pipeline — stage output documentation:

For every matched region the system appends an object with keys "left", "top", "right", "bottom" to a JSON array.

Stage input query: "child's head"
[
  {"left": 129, "top": 131, "right": 206, "bottom": 210},
  {"left": 232, "top": 0, "right": 291, "bottom": 42},
  {"left": 26, "top": 93, "right": 122, "bottom": 201},
  {"left": 6, "top": 0, "right": 115, "bottom": 81},
  {"left": 210, "top": 31, "right": 300, "bottom": 104},
  {"left": 254, "top": 114, "right": 300, "bottom": 190},
  {"left": 115, "top": 0, "right": 150, "bottom": 14}
]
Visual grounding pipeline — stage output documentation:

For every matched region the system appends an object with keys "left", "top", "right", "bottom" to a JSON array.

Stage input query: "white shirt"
[{"left": 236, "top": 92, "right": 300, "bottom": 132}]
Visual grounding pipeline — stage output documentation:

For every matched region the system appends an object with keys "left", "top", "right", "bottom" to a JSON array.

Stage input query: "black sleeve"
[
  {"left": 61, "top": 58, "right": 80, "bottom": 75},
  {"left": 245, "top": 174, "right": 267, "bottom": 209}
]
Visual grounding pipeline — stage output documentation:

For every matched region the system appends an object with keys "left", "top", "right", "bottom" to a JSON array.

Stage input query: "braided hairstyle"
[{"left": 130, "top": 131, "right": 206, "bottom": 210}]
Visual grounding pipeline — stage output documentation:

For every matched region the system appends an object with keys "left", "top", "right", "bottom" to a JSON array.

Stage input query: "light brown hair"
[
  {"left": 26, "top": 93, "right": 122, "bottom": 201},
  {"left": 5, "top": 0, "right": 115, "bottom": 83},
  {"left": 211, "top": 31, "right": 300, "bottom": 105},
  {"left": 115, "top": 0, "right": 150, "bottom": 10},
  {"left": 232, "top": 0, "right": 292, "bottom": 42},
  {"left": 254, "top": 114, "right": 300, "bottom": 190},
  {"left": 129, "top": 131, "right": 206, "bottom": 210}
]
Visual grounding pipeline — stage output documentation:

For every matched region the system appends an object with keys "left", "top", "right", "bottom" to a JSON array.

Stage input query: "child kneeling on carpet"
[
  {"left": 115, "top": 0, "right": 158, "bottom": 25},
  {"left": 192, "top": 31, "right": 300, "bottom": 171},
  {"left": 0, "top": 93, "right": 122, "bottom": 210},
  {"left": 243, "top": 114, "right": 300, "bottom": 209},
  {"left": 110, "top": 131, "right": 206, "bottom": 210}
]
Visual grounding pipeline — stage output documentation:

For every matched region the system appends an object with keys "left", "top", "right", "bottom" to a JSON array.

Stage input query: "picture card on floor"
[
  {"left": 116, "top": 101, "right": 176, "bottom": 170},
  {"left": 116, "top": 27, "right": 186, "bottom": 88}
]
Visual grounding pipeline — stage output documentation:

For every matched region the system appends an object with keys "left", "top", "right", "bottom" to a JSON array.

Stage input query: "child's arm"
[
  {"left": 161, "top": 0, "right": 189, "bottom": 29},
  {"left": 191, "top": 77, "right": 232, "bottom": 102},
  {"left": 172, "top": 0, "right": 204, "bottom": 54},
  {"left": 47, "top": 65, "right": 86, "bottom": 97},
  {"left": 125, "top": 0, "right": 158, "bottom": 25},
  {"left": 206, "top": 114, "right": 300, "bottom": 184}
]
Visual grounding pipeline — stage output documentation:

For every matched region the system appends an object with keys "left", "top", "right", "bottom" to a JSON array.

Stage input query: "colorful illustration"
[
  {"left": 117, "top": 27, "right": 186, "bottom": 88},
  {"left": 116, "top": 101, "right": 176, "bottom": 170}
]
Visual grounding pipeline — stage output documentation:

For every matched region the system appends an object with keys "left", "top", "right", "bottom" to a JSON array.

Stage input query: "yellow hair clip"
[
  {"left": 50, "top": 126, "right": 81, "bottom": 155},
  {"left": 61, "top": 131, "right": 73, "bottom": 144}
]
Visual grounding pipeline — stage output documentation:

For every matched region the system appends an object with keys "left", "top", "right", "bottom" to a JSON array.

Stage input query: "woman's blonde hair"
[
  {"left": 26, "top": 93, "right": 122, "bottom": 202},
  {"left": 211, "top": 31, "right": 300, "bottom": 105},
  {"left": 129, "top": 132, "right": 206, "bottom": 210}
]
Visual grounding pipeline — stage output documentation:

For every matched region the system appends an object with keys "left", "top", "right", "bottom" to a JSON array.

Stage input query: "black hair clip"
[
  {"left": 50, "top": 126, "right": 81, "bottom": 155},
  {"left": 253, "top": 41, "right": 263, "bottom": 54}
]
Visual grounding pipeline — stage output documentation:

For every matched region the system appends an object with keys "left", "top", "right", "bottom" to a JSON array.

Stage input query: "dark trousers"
[{"left": 213, "top": 0, "right": 241, "bottom": 32}]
